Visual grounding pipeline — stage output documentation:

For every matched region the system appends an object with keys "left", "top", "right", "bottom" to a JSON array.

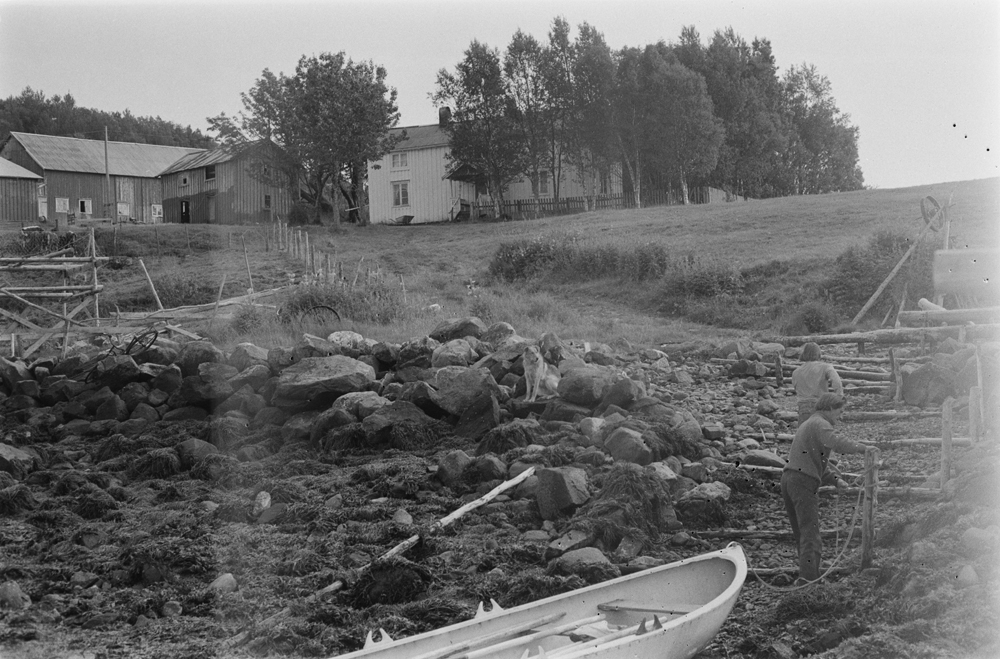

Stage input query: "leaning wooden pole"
[
  {"left": 852, "top": 219, "right": 937, "bottom": 325},
  {"left": 242, "top": 236, "right": 254, "bottom": 295},
  {"left": 861, "top": 450, "right": 878, "bottom": 569},
  {"left": 138, "top": 259, "right": 164, "bottom": 311},
  {"left": 224, "top": 467, "right": 537, "bottom": 648}
]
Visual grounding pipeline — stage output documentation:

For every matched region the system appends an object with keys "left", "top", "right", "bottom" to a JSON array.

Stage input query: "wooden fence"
[{"left": 471, "top": 186, "right": 741, "bottom": 220}]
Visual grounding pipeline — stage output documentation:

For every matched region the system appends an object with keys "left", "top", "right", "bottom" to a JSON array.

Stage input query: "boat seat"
[{"left": 597, "top": 600, "right": 699, "bottom": 615}]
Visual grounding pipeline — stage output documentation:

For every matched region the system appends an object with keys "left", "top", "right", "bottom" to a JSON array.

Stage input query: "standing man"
[
  {"left": 781, "top": 393, "right": 876, "bottom": 585},
  {"left": 792, "top": 342, "right": 844, "bottom": 425}
]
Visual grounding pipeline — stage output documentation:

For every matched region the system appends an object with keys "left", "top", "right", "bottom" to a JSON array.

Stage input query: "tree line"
[
  {"left": 0, "top": 87, "right": 215, "bottom": 149},
  {"left": 434, "top": 19, "right": 864, "bottom": 212}
]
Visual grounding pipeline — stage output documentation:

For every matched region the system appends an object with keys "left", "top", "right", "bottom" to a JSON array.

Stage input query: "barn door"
[{"left": 180, "top": 200, "right": 190, "bottom": 224}]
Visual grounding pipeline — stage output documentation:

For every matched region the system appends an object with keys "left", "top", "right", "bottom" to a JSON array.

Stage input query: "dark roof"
[
  {"left": 159, "top": 146, "right": 239, "bottom": 176},
  {"left": 0, "top": 158, "right": 42, "bottom": 179},
  {"left": 389, "top": 124, "right": 449, "bottom": 151},
  {"left": 8, "top": 132, "right": 205, "bottom": 177}
]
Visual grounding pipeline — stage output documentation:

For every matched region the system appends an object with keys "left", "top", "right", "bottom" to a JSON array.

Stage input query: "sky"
[{"left": 0, "top": 0, "right": 998, "bottom": 190}]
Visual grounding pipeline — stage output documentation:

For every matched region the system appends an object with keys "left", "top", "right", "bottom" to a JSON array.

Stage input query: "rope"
[{"left": 748, "top": 485, "right": 865, "bottom": 592}]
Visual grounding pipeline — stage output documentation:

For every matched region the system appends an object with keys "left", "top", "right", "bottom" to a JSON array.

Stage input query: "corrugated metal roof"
[
  {"left": 390, "top": 124, "right": 449, "bottom": 151},
  {"left": 0, "top": 158, "right": 42, "bottom": 179},
  {"left": 9, "top": 132, "right": 206, "bottom": 178}
]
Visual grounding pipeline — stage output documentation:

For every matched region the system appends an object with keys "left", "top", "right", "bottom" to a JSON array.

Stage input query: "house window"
[
  {"left": 391, "top": 152, "right": 408, "bottom": 168},
  {"left": 205, "top": 165, "right": 216, "bottom": 181},
  {"left": 37, "top": 182, "right": 46, "bottom": 198},
  {"left": 181, "top": 175, "right": 189, "bottom": 187},
  {"left": 539, "top": 171, "right": 549, "bottom": 195},
  {"left": 392, "top": 181, "right": 409, "bottom": 207},
  {"left": 79, "top": 199, "right": 93, "bottom": 214},
  {"left": 264, "top": 194, "right": 272, "bottom": 209}
]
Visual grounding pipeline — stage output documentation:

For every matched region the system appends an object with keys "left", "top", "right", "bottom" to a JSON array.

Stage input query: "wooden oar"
[
  {"left": 454, "top": 614, "right": 605, "bottom": 659},
  {"left": 544, "top": 616, "right": 661, "bottom": 659},
  {"left": 597, "top": 600, "right": 698, "bottom": 616},
  {"left": 411, "top": 612, "right": 566, "bottom": 659}
]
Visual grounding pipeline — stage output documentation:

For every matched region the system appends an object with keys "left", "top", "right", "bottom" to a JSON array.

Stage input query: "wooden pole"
[
  {"left": 861, "top": 449, "right": 877, "bottom": 569},
  {"left": 211, "top": 274, "right": 227, "bottom": 326},
  {"left": 90, "top": 228, "right": 100, "bottom": 326},
  {"left": 852, "top": 218, "right": 938, "bottom": 324},
  {"left": 890, "top": 348, "right": 903, "bottom": 403},
  {"left": 138, "top": 259, "right": 164, "bottom": 311},
  {"left": 940, "top": 397, "right": 953, "bottom": 486},
  {"left": 970, "top": 386, "right": 983, "bottom": 443},
  {"left": 893, "top": 282, "right": 909, "bottom": 328},
  {"left": 154, "top": 226, "right": 160, "bottom": 256},
  {"left": 242, "top": 236, "right": 254, "bottom": 294},
  {"left": 304, "top": 231, "right": 310, "bottom": 266},
  {"left": 224, "top": 466, "right": 536, "bottom": 648}
]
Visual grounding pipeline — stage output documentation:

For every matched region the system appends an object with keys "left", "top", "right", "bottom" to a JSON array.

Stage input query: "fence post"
[
  {"left": 941, "top": 397, "right": 953, "bottom": 486},
  {"left": 970, "top": 386, "right": 983, "bottom": 443},
  {"left": 861, "top": 449, "right": 878, "bottom": 569}
]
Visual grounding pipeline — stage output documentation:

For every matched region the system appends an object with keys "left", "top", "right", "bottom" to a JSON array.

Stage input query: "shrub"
[
  {"left": 487, "top": 236, "right": 565, "bottom": 282},
  {"left": 280, "top": 281, "right": 406, "bottom": 325},
  {"left": 288, "top": 202, "right": 313, "bottom": 226},
  {"left": 781, "top": 302, "right": 841, "bottom": 335},
  {"left": 155, "top": 272, "right": 220, "bottom": 308},
  {"left": 825, "top": 229, "right": 935, "bottom": 318},
  {"left": 663, "top": 258, "right": 744, "bottom": 298}
]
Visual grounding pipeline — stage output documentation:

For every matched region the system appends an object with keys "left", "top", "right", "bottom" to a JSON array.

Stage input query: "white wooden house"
[
  {"left": 367, "top": 117, "right": 624, "bottom": 224},
  {"left": 367, "top": 124, "right": 476, "bottom": 225}
]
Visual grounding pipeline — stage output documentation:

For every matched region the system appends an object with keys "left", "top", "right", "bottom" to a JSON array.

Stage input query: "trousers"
[{"left": 781, "top": 469, "right": 822, "bottom": 581}]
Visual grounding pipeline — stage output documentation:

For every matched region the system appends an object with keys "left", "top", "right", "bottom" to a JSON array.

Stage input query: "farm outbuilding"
[
  {"left": 159, "top": 142, "right": 294, "bottom": 225},
  {"left": 0, "top": 158, "right": 43, "bottom": 227},
  {"left": 0, "top": 132, "right": 203, "bottom": 225}
]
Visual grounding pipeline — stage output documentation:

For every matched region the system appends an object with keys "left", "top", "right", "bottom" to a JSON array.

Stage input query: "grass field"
[{"left": 2, "top": 177, "right": 996, "bottom": 352}]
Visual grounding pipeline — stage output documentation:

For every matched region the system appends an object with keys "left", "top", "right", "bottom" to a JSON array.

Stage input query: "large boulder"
[
  {"left": 431, "top": 339, "right": 477, "bottom": 368},
  {"left": 536, "top": 467, "right": 590, "bottom": 520},
  {"left": 675, "top": 482, "right": 731, "bottom": 525},
  {"left": 434, "top": 366, "right": 501, "bottom": 417},
  {"left": 557, "top": 366, "right": 615, "bottom": 407},
  {"left": 0, "top": 357, "right": 32, "bottom": 392},
  {"left": 454, "top": 393, "right": 500, "bottom": 440},
  {"left": 429, "top": 317, "right": 487, "bottom": 343},
  {"left": 397, "top": 336, "right": 441, "bottom": 368},
  {"left": 228, "top": 343, "right": 270, "bottom": 372},
  {"left": 361, "top": 400, "right": 438, "bottom": 446},
  {"left": 900, "top": 362, "right": 956, "bottom": 408},
  {"left": 0, "top": 443, "right": 35, "bottom": 479},
  {"left": 177, "top": 341, "right": 226, "bottom": 377},
  {"left": 271, "top": 356, "right": 376, "bottom": 409},
  {"left": 604, "top": 427, "right": 653, "bottom": 465},
  {"left": 331, "top": 391, "right": 390, "bottom": 420}
]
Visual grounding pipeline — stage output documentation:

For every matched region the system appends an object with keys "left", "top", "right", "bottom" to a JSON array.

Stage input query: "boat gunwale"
[{"left": 328, "top": 543, "right": 747, "bottom": 659}]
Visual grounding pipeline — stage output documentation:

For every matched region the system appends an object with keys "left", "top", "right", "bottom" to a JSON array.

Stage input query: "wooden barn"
[
  {"left": 0, "top": 158, "right": 43, "bottom": 227},
  {"left": 0, "top": 132, "right": 203, "bottom": 224},
  {"left": 159, "top": 142, "right": 294, "bottom": 225}
]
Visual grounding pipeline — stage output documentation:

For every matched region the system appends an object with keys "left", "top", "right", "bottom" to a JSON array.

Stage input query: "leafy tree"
[
  {"left": 434, "top": 40, "right": 526, "bottom": 217},
  {"left": 673, "top": 28, "right": 788, "bottom": 199},
  {"left": 209, "top": 53, "right": 401, "bottom": 224},
  {"left": 505, "top": 29, "right": 550, "bottom": 209},
  {"left": 568, "top": 23, "right": 616, "bottom": 209},
  {"left": 0, "top": 87, "right": 214, "bottom": 147},
  {"left": 639, "top": 45, "right": 724, "bottom": 203},
  {"left": 539, "top": 17, "right": 576, "bottom": 201},
  {"left": 782, "top": 64, "right": 864, "bottom": 193}
]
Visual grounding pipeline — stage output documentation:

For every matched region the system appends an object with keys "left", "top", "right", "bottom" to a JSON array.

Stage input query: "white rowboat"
[{"left": 330, "top": 543, "right": 747, "bottom": 659}]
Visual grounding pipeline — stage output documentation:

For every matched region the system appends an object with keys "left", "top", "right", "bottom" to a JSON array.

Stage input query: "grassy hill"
[
  {"left": 300, "top": 177, "right": 998, "bottom": 347},
  {"left": 4, "top": 178, "right": 994, "bottom": 351}
]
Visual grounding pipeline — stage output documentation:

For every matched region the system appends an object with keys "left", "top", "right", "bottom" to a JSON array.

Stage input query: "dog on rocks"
[{"left": 522, "top": 344, "right": 561, "bottom": 402}]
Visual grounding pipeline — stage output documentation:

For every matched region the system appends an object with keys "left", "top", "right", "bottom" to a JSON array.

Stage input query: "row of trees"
[
  {"left": 0, "top": 87, "right": 215, "bottom": 148},
  {"left": 434, "top": 19, "right": 863, "bottom": 210},
  {"left": 209, "top": 53, "right": 401, "bottom": 224}
]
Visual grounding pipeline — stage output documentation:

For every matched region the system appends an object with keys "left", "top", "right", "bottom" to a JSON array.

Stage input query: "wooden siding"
[
  {"left": 0, "top": 139, "right": 44, "bottom": 176},
  {"left": 368, "top": 145, "right": 475, "bottom": 224},
  {"left": 506, "top": 163, "right": 624, "bottom": 200},
  {"left": 161, "top": 153, "right": 292, "bottom": 225},
  {"left": 0, "top": 178, "right": 39, "bottom": 226}
]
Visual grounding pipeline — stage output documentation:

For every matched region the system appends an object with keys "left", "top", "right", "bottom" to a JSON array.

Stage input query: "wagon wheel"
[
  {"left": 921, "top": 196, "right": 943, "bottom": 231},
  {"left": 124, "top": 329, "right": 159, "bottom": 356},
  {"left": 298, "top": 305, "right": 341, "bottom": 324}
]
